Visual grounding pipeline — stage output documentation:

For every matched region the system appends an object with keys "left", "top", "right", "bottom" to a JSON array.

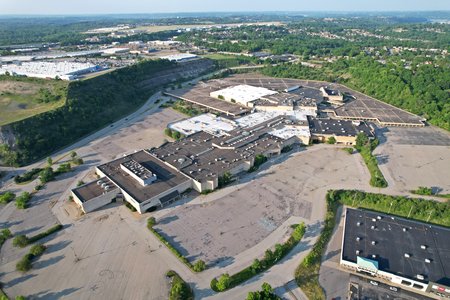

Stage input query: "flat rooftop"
[
  {"left": 308, "top": 117, "right": 374, "bottom": 138},
  {"left": 98, "top": 150, "right": 190, "bottom": 203},
  {"left": 72, "top": 178, "right": 118, "bottom": 203},
  {"left": 210, "top": 84, "right": 277, "bottom": 104},
  {"left": 343, "top": 208, "right": 450, "bottom": 286},
  {"left": 168, "top": 113, "right": 236, "bottom": 137},
  {"left": 224, "top": 74, "right": 424, "bottom": 127},
  {"left": 165, "top": 80, "right": 250, "bottom": 117}
]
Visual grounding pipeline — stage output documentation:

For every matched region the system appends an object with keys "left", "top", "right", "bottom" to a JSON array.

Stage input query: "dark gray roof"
[
  {"left": 343, "top": 208, "right": 450, "bottom": 287},
  {"left": 72, "top": 178, "right": 118, "bottom": 203},
  {"left": 98, "top": 150, "right": 190, "bottom": 203},
  {"left": 308, "top": 117, "right": 374, "bottom": 138}
]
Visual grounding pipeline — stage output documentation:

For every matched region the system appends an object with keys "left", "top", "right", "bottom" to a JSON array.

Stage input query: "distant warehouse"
[{"left": 0, "top": 61, "right": 101, "bottom": 80}]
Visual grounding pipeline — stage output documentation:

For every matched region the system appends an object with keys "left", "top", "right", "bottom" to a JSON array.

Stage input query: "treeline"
[
  {"left": 263, "top": 54, "right": 450, "bottom": 131},
  {"left": 0, "top": 60, "right": 182, "bottom": 166}
]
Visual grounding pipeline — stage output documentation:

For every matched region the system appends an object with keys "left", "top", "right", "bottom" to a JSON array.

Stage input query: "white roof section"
[
  {"left": 270, "top": 126, "right": 311, "bottom": 140},
  {"left": 235, "top": 110, "right": 309, "bottom": 129},
  {"left": 160, "top": 53, "right": 197, "bottom": 61},
  {"left": 169, "top": 113, "right": 236, "bottom": 137},
  {"left": 0, "top": 61, "right": 99, "bottom": 80},
  {"left": 210, "top": 84, "right": 277, "bottom": 105}
]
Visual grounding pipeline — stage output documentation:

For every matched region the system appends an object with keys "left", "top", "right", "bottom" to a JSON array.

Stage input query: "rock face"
[{"left": 0, "top": 125, "right": 16, "bottom": 149}]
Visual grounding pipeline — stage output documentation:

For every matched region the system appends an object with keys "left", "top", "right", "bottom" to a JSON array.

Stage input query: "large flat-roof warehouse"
[{"left": 341, "top": 208, "right": 450, "bottom": 298}]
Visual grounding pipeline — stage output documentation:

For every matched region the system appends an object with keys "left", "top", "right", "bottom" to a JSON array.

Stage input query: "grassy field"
[{"left": 0, "top": 76, "right": 67, "bottom": 126}]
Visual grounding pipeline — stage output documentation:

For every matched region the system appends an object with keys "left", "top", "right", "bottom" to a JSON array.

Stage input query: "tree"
[
  {"left": 164, "top": 128, "right": 172, "bottom": 137},
  {"left": 172, "top": 131, "right": 181, "bottom": 140},
  {"left": 39, "top": 167, "right": 55, "bottom": 183},
  {"left": 262, "top": 282, "right": 274, "bottom": 296},
  {"left": 355, "top": 132, "right": 369, "bottom": 150},
  {"left": 30, "top": 244, "right": 46, "bottom": 256},
  {"left": 47, "top": 157, "right": 53, "bottom": 166},
  {"left": 216, "top": 273, "right": 231, "bottom": 291},
  {"left": 327, "top": 136, "right": 337, "bottom": 144},
  {"left": 193, "top": 259, "right": 206, "bottom": 272},
  {"left": 0, "top": 191, "right": 15, "bottom": 204},
  {"left": 251, "top": 258, "right": 262, "bottom": 272},
  {"left": 13, "top": 235, "right": 29, "bottom": 248},
  {"left": 70, "top": 151, "right": 77, "bottom": 159},
  {"left": 15, "top": 192, "right": 31, "bottom": 209},
  {"left": 1, "top": 228, "right": 12, "bottom": 239}
]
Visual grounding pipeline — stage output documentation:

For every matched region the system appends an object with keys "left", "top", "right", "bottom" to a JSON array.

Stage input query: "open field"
[
  {"left": 154, "top": 147, "right": 370, "bottom": 266},
  {"left": 0, "top": 78, "right": 67, "bottom": 126}
]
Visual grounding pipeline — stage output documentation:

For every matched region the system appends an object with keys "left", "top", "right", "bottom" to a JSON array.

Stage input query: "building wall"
[
  {"left": 71, "top": 189, "right": 118, "bottom": 214},
  {"left": 340, "top": 259, "right": 428, "bottom": 293},
  {"left": 139, "top": 179, "right": 192, "bottom": 212},
  {"left": 312, "top": 133, "right": 357, "bottom": 145}
]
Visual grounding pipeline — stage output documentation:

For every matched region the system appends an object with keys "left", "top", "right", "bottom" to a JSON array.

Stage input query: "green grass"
[
  {"left": 358, "top": 145, "right": 388, "bottom": 188},
  {"left": 411, "top": 186, "right": 450, "bottom": 199},
  {"left": 0, "top": 76, "right": 67, "bottom": 126}
]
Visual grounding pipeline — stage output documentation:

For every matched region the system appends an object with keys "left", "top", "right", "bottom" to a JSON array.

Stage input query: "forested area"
[
  {"left": 0, "top": 59, "right": 176, "bottom": 165},
  {"left": 263, "top": 55, "right": 450, "bottom": 131}
]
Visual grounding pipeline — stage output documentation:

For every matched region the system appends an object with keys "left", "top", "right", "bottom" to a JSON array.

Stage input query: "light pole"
[{"left": 388, "top": 202, "right": 393, "bottom": 214}]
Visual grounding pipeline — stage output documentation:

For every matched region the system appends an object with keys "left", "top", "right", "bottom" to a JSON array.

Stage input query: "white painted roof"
[
  {"left": 210, "top": 84, "right": 277, "bottom": 105},
  {"left": 169, "top": 113, "right": 236, "bottom": 136}
]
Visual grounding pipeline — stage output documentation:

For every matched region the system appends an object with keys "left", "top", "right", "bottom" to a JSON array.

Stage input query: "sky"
[{"left": 1, "top": 0, "right": 449, "bottom": 15}]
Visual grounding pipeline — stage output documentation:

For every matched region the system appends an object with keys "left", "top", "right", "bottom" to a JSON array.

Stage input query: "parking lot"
[
  {"left": 375, "top": 126, "right": 450, "bottom": 193},
  {"left": 154, "top": 146, "right": 371, "bottom": 265},
  {"left": 349, "top": 275, "right": 434, "bottom": 300}
]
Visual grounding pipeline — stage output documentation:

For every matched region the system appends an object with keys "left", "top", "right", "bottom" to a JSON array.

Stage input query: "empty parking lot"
[{"left": 154, "top": 146, "right": 371, "bottom": 265}]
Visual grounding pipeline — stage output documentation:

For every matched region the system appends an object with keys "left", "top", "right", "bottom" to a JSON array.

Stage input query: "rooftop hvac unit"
[
  {"left": 425, "top": 258, "right": 431, "bottom": 263},
  {"left": 356, "top": 237, "right": 361, "bottom": 241},
  {"left": 371, "top": 225, "right": 376, "bottom": 230},
  {"left": 404, "top": 253, "right": 411, "bottom": 258},
  {"left": 97, "top": 180, "right": 103, "bottom": 185},
  {"left": 372, "top": 218, "right": 377, "bottom": 222},
  {"left": 371, "top": 241, "right": 376, "bottom": 245},
  {"left": 421, "top": 245, "right": 427, "bottom": 250},
  {"left": 417, "top": 274, "right": 424, "bottom": 280},
  {"left": 356, "top": 250, "right": 361, "bottom": 255},
  {"left": 403, "top": 228, "right": 407, "bottom": 232},
  {"left": 372, "top": 254, "right": 377, "bottom": 259},
  {"left": 377, "top": 216, "right": 382, "bottom": 220},
  {"left": 357, "top": 222, "right": 362, "bottom": 226}
]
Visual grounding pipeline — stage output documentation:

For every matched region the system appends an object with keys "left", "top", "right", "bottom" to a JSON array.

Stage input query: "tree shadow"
[
  {"left": 4, "top": 273, "right": 37, "bottom": 288},
  {"left": 45, "top": 240, "right": 72, "bottom": 255},
  {"left": 14, "top": 225, "right": 44, "bottom": 236},
  {"left": 157, "top": 215, "right": 179, "bottom": 225},
  {"left": 28, "top": 287, "right": 81, "bottom": 299},
  {"left": 33, "top": 255, "right": 65, "bottom": 270}
]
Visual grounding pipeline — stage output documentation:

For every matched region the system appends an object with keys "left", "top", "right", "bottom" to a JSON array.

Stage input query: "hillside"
[
  {"left": 0, "top": 59, "right": 215, "bottom": 166},
  {"left": 0, "top": 76, "right": 68, "bottom": 126}
]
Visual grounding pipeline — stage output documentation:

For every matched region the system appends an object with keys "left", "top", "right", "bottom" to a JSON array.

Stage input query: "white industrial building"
[
  {"left": 160, "top": 53, "right": 198, "bottom": 62},
  {"left": 210, "top": 84, "right": 278, "bottom": 106},
  {"left": 0, "top": 61, "right": 100, "bottom": 80}
]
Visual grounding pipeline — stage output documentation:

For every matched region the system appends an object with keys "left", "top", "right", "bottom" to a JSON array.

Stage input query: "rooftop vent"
[
  {"left": 425, "top": 258, "right": 432, "bottom": 263},
  {"left": 356, "top": 237, "right": 361, "bottom": 242},
  {"left": 371, "top": 241, "right": 376, "bottom": 245},
  {"left": 404, "top": 253, "right": 411, "bottom": 258},
  {"left": 372, "top": 254, "right": 377, "bottom": 259},
  {"left": 356, "top": 222, "right": 362, "bottom": 226},
  {"left": 420, "top": 245, "right": 427, "bottom": 250},
  {"left": 417, "top": 274, "right": 424, "bottom": 280},
  {"left": 403, "top": 228, "right": 407, "bottom": 232}
]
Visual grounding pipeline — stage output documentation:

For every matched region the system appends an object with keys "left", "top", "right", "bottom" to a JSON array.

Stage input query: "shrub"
[
  {"left": 13, "top": 235, "right": 29, "bottom": 248},
  {"left": 193, "top": 260, "right": 206, "bottom": 272},
  {"left": 216, "top": 273, "right": 231, "bottom": 291},
  {"left": 14, "top": 168, "right": 43, "bottom": 184},
  {"left": 16, "top": 296, "right": 26, "bottom": 300},
  {"left": 28, "top": 224, "right": 63, "bottom": 244},
  {"left": 167, "top": 270, "right": 194, "bottom": 300},
  {"left": 0, "top": 191, "right": 15, "bottom": 204},
  {"left": 73, "top": 158, "right": 84, "bottom": 165},
  {"left": 16, "top": 254, "right": 32, "bottom": 272},
  {"left": 411, "top": 186, "right": 433, "bottom": 196},
  {"left": 1, "top": 228, "right": 12, "bottom": 239},
  {"left": 77, "top": 180, "right": 85, "bottom": 187},
  {"left": 326, "top": 136, "right": 336, "bottom": 144},
  {"left": 29, "top": 244, "right": 46, "bottom": 256},
  {"left": 343, "top": 147, "right": 353, "bottom": 154},
  {"left": 39, "top": 167, "right": 55, "bottom": 183},
  {"left": 56, "top": 162, "right": 71, "bottom": 174},
  {"left": 147, "top": 217, "right": 156, "bottom": 229}
]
